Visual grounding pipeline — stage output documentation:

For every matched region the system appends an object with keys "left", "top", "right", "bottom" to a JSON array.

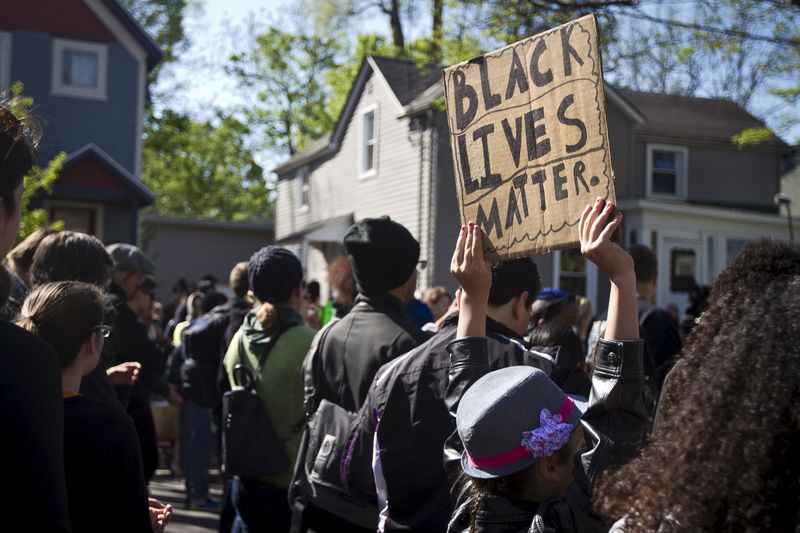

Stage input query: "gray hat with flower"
[{"left": 456, "top": 366, "right": 583, "bottom": 479}]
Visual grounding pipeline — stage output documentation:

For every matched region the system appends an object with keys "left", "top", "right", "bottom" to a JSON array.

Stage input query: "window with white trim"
[
  {"left": 297, "top": 167, "right": 310, "bottom": 210},
  {"left": 646, "top": 144, "right": 687, "bottom": 198},
  {"left": 360, "top": 105, "right": 378, "bottom": 177},
  {"left": 0, "top": 32, "right": 11, "bottom": 91},
  {"left": 556, "top": 248, "right": 588, "bottom": 296},
  {"left": 51, "top": 38, "right": 108, "bottom": 100}
]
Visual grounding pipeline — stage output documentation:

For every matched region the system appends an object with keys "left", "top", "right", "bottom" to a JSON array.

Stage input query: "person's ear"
[
  {"left": 512, "top": 291, "right": 530, "bottom": 321},
  {"left": 535, "top": 454, "right": 561, "bottom": 483},
  {"left": 81, "top": 331, "right": 102, "bottom": 357}
]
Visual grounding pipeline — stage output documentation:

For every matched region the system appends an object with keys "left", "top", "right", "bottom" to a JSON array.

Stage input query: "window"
[
  {"left": 0, "top": 32, "right": 10, "bottom": 91},
  {"left": 45, "top": 201, "right": 104, "bottom": 240},
  {"left": 646, "top": 144, "right": 687, "bottom": 198},
  {"left": 360, "top": 106, "right": 378, "bottom": 177},
  {"left": 52, "top": 38, "right": 108, "bottom": 100},
  {"left": 557, "top": 249, "right": 587, "bottom": 296},
  {"left": 670, "top": 248, "right": 696, "bottom": 292},
  {"left": 725, "top": 238, "right": 749, "bottom": 263},
  {"left": 297, "top": 168, "right": 310, "bottom": 210}
]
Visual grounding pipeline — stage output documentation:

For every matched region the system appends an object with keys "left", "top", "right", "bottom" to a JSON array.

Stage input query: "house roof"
[
  {"left": 101, "top": 0, "right": 164, "bottom": 69},
  {"left": 272, "top": 55, "right": 445, "bottom": 175},
  {"left": 616, "top": 88, "right": 789, "bottom": 149},
  {"left": 271, "top": 132, "right": 333, "bottom": 176},
  {"left": 61, "top": 143, "right": 155, "bottom": 205},
  {"left": 369, "top": 56, "right": 443, "bottom": 106},
  {"left": 140, "top": 214, "right": 274, "bottom": 232}
]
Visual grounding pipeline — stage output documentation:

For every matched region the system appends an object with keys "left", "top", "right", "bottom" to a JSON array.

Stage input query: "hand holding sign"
[{"left": 443, "top": 14, "right": 615, "bottom": 260}]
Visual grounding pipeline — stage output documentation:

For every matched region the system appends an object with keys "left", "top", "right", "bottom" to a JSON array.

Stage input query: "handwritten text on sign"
[{"left": 443, "top": 15, "right": 615, "bottom": 259}]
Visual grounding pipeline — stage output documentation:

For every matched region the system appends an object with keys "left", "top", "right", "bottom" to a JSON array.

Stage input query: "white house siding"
[
  {"left": 276, "top": 69, "right": 427, "bottom": 293},
  {"left": 620, "top": 199, "right": 790, "bottom": 314}
]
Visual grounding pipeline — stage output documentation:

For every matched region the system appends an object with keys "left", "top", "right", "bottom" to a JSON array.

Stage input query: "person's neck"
[
  {"left": 487, "top": 305, "right": 524, "bottom": 337},
  {"left": 386, "top": 286, "right": 409, "bottom": 304},
  {"left": 61, "top": 366, "right": 83, "bottom": 395}
]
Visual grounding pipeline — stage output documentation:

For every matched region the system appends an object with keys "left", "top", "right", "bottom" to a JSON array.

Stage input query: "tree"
[
  {"left": 118, "top": 0, "right": 189, "bottom": 83},
  {"left": 605, "top": 0, "right": 800, "bottom": 143},
  {"left": 140, "top": 110, "right": 272, "bottom": 221},
  {"left": 226, "top": 26, "right": 340, "bottom": 156}
]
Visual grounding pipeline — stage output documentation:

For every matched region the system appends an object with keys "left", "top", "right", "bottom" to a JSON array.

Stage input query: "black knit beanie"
[
  {"left": 247, "top": 245, "right": 303, "bottom": 303},
  {"left": 343, "top": 216, "right": 420, "bottom": 295}
]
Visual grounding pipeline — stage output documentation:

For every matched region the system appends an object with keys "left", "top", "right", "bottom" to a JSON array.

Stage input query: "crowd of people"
[{"left": 2, "top": 89, "right": 799, "bottom": 533}]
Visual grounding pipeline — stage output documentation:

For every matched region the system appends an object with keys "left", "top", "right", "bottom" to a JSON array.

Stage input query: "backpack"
[
  {"left": 179, "top": 306, "right": 231, "bottom": 408},
  {"left": 288, "top": 318, "right": 380, "bottom": 532},
  {"left": 222, "top": 327, "right": 298, "bottom": 478}
]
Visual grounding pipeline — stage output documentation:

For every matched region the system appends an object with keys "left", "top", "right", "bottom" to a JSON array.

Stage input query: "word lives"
[{"left": 443, "top": 14, "right": 616, "bottom": 258}]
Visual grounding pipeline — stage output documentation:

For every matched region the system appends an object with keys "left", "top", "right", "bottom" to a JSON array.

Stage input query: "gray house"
[
  {"left": 274, "top": 55, "right": 792, "bottom": 316},
  {"left": 1, "top": 0, "right": 162, "bottom": 243}
]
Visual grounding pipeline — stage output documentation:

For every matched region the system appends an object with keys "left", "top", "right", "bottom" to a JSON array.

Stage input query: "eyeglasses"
[
  {"left": 417, "top": 260, "right": 428, "bottom": 272},
  {"left": 94, "top": 325, "right": 113, "bottom": 338}
]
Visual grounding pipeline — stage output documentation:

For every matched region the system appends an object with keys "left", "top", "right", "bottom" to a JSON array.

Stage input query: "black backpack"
[
  {"left": 179, "top": 306, "right": 231, "bottom": 408},
  {"left": 289, "top": 318, "right": 380, "bottom": 532}
]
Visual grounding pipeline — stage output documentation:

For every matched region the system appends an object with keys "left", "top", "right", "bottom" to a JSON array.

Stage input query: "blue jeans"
[
  {"left": 179, "top": 398, "right": 212, "bottom": 499},
  {"left": 231, "top": 477, "right": 291, "bottom": 532}
]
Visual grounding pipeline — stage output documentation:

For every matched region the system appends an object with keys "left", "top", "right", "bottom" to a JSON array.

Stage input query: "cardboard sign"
[{"left": 443, "top": 14, "right": 615, "bottom": 260}]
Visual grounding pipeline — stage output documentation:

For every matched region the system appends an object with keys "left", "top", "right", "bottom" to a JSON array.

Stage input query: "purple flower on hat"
[{"left": 520, "top": 408, "right": 574, "bottom": 459}]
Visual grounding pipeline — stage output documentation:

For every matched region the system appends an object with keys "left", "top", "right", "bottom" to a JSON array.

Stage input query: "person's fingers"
[
  {"left": 464, "top": 222, "right": 475, "bottom": 266},
  {"left": 589, "top": 200, "right": 613, "bottom": 243},
  {"left": 584, "top": 197, "right": 603, "bottom": 242},
  {"left": 597, "top": 211, "right": 623, "bottom": 243},
  {"left": 451, "top": 225, "right": 467, "bottom": 272},
  {"left": 467, "top": 223, "right": 481, "bottom": 264},
  {"left": 579, "top": 202, "right": 594, "bottom": 244}
]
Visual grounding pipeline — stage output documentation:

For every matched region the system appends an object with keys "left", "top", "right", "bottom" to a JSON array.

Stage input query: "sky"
[
  {"left": 155, "top": 0, "right": 799, "bottom": 157},
  {"left": 155, "top": 0, "right": 387, "bottom": 118}
]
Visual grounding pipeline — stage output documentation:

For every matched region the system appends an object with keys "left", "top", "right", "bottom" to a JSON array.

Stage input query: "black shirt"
[
  {"left": 0, "top": 321, "right": 70, "bottom": 532},
  {"left": 108, "top": 283, "right": 169, "bottom": 399},
  {"left": 63, "top": 394, "right": 152, "bottom": 532}
]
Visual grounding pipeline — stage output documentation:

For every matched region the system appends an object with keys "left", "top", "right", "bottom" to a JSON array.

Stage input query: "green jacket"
[{"left": 223, "top": 307, "right": 315, "bottom": 488}]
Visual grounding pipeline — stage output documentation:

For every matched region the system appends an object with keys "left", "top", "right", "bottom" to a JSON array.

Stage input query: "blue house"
[{"left": 1, "top": 0, "right": 162, "bottom": 243}]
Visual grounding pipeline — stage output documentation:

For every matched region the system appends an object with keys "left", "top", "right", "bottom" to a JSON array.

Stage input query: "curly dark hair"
[
  {"left": 595, "top": 271, "right": 800, "bottom": 530},
  {"left": 711, "top": 238, "right": 800, "bottom": 297}
]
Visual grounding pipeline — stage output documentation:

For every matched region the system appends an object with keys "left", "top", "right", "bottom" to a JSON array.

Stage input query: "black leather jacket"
[
  {"left": 446, "top": 337, "right": 646, "bottom": 533},
  {"left": 342, "top": 314, "right": 562, "bottom": 533},
  {"left": 314, "top": 293, "right": 430, "bottom": 413}
]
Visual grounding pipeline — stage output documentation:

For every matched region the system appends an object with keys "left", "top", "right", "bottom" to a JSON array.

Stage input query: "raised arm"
[
  {"left": 579, "top": 198, "right": 637, "bottom": 341},
  {"left": 451, "top": 223, "right": 491, "bottom": 340}
]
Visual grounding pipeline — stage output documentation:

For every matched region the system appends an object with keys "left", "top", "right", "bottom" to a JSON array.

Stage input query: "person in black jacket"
[
  {"left": 295, "top": 216, "right": 429, "bottom": 533},
  {"left": 343, "top": 257, "right": 561, "bottom": 533},
  {"left": 0, "top": 100, "right": 71, "bottom": 532},
  {"left": 106, "top": 243, "right": 183, "bottom": 482},
  {"left": 18, "top": 281, "right": 171, "bottom": 533},
  {"left": 31, "top": 230, "right": 140, "bottom": 407},
  {"left": 447, "top": 203, "right": 646, "bottom": 533},
  {"left": 627, "top": 244, "right": 681, "bottom": 387}
]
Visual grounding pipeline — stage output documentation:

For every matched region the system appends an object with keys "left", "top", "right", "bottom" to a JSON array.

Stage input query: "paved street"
[{"left": 150, "top": 471, "right": 222, "bottom": 533}]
